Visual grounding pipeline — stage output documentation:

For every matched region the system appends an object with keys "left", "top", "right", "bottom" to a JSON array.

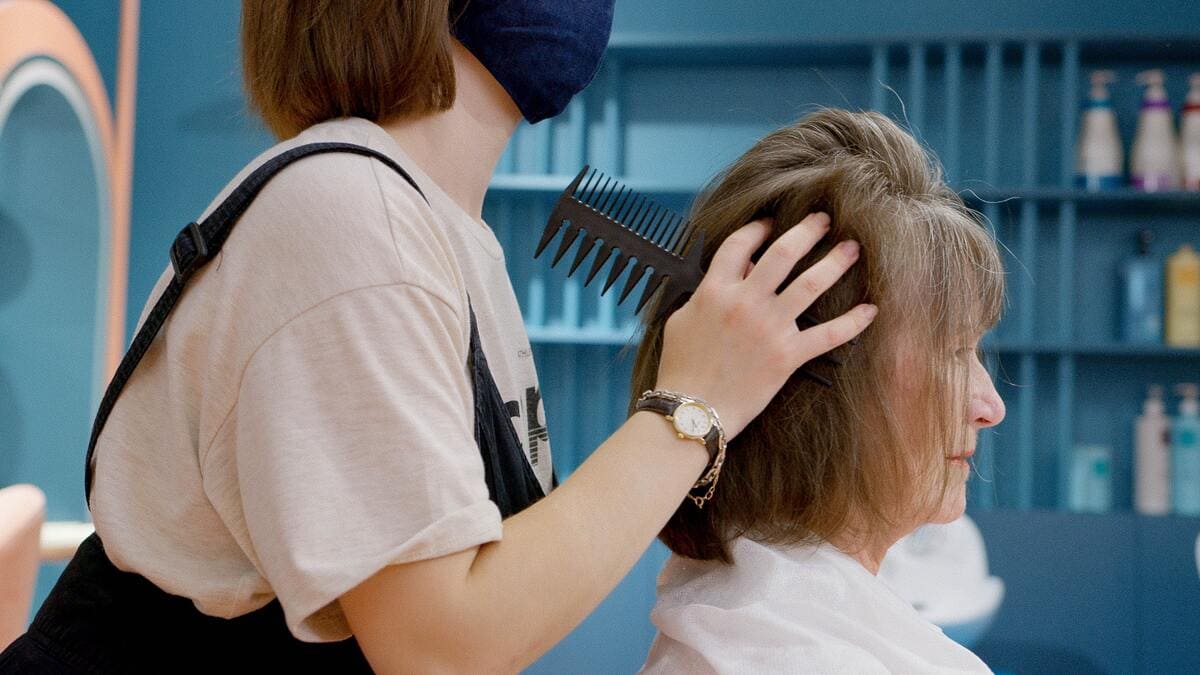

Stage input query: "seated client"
[{"left": 634, "top": 109, "right": 1006, "bottom": 674}]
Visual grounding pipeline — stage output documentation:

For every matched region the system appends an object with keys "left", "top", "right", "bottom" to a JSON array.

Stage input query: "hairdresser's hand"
[{"left": 654, "top": 212, "right": 876, "bottom": 439}]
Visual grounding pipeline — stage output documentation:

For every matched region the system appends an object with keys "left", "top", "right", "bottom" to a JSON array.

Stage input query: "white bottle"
[
  {"left": 1182, "top": 73, "right": 1200, "bottom": 191},
  {"left": 1135, "top": 385, "right": 1171, "bottom": 514},
  {"left": 1131, "top": 69, "right": 1181, "bottom": 192},
  {"left": 1076, "top": 70, "right": 1123, "bottom": 191}
]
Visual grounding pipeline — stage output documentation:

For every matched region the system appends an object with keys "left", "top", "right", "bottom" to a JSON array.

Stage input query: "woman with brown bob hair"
[{"left": 637, "top": 109, "right": 1006, "bottom": 673}]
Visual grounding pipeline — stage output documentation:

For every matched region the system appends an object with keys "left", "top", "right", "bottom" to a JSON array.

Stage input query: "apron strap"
[
  {"left": 84, "top": 143, "right": 428, "bottom": 505},
  {"left": 466, "top": 303, "right": 547, "bottom": 517}
]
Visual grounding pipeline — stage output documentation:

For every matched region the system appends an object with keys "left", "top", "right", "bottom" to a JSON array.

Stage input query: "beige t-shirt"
[{"left": 90, "top": 117, "right": 553, "bottom": 642}]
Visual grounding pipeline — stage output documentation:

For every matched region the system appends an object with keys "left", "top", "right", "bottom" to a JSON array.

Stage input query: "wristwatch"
[{"left": 635, "top": 390, "right": 725, "bottom": 462}]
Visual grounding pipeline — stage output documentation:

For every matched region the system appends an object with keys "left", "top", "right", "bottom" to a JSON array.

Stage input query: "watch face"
[{"left": 673, "top": 402, "right": 713, "bottom": 439}]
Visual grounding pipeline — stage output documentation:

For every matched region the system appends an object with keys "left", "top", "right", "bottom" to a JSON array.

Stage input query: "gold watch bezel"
[{"left": 667, "top": 401, "right": 714, "bottom": 441}]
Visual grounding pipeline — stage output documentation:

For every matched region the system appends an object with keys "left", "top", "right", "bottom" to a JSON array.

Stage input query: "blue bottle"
[
  {"left": 1172, "top": 384, "right": 1200, "bottom": 516},
  {"left": 1119, "top": 230, "right": 1163, "bottom": 343}
]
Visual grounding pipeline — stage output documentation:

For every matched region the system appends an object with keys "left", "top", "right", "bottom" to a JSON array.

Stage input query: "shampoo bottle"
[
  {"left": 1076, "top": 70, "right": 1124, "bottom": 191},
  {"left": 1119, "top": 229, "right": 1163, "bottom": 343},
  {"left": 1182, "top": 73, "right": 1200, "bottom": 191},
  {"left": 1166, "top": 244, "right": 1200, "bottom": 347},
  {"left": 1172, "top": 384, "right": 1200, "bottom": 515},
  {"left": 1131, "top": 69, "right": 1181, "bottom": 192},
  {"left": 1068, "top": 444, "right": 1113, "bottom": 513},
  {"left": 1135, "top": 385, "right": 1171, "bottom": 514}
]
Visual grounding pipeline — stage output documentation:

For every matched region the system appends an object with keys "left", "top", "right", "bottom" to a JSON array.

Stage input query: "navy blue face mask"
[{"left": 452, "top": 0, "right": 616, "bottom": 124}]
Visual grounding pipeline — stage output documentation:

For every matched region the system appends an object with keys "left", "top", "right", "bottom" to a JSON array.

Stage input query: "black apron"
[{"left": 0, "top": 144, "right": 547, "bottom": 673}]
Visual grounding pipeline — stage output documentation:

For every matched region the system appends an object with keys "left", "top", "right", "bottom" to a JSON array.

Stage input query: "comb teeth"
[
  {"left": 538, "top": 166, "right": 702, "bottom": 321},
  {"left": 572, "top": 169, "right": 690, "bottom": 247},
  {"left": 535, "top": 166, "right": 841, "bottom": 388}
]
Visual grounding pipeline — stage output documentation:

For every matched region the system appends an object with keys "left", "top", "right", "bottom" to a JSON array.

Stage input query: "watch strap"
[{"left": 635, "top": 394, "right": 721, "bottom": 462}]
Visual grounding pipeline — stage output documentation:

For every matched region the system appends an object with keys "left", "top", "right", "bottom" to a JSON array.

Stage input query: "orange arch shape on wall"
[{"left": 0, "top": 0, "right": 138, "bottom": 385}]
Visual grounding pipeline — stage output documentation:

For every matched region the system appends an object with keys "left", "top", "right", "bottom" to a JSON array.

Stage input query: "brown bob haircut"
[
  {"left": 242, "top": 1, "right": 467, "bottom": 139},
  {"left": 630, "top": 109, "right": 1005, "bottom": 563}
]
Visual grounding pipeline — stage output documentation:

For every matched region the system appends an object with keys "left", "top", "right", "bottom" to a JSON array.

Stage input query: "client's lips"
[{"left": 946, "top": 448, "right": 976, "bottom": 460}]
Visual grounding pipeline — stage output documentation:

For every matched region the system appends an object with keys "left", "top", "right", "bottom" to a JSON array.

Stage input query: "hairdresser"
[{"left": 0, "top": 1, "right": 875, "bottom": 673}]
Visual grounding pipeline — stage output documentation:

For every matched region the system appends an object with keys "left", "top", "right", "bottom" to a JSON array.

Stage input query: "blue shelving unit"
[
  {"left": 500, "top": 32, "right": 1200, "bottom": 674},
  {"left": 490, "top": 33, "right": 1200, "bottom": 507}
]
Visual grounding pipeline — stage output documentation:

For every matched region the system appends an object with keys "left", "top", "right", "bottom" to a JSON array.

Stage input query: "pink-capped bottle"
[{"left": 1131, "top": 70, "right": 1181, "bottom": 192}]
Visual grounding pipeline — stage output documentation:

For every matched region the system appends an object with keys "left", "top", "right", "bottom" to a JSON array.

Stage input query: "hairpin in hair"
[{"left": 534, "top": 165, "right": 840, "bottom": 387}]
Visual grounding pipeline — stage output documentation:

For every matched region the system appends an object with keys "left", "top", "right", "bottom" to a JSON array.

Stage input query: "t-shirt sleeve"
[{"left": 231, "top": 282, "right": 502, "bottom": 641}]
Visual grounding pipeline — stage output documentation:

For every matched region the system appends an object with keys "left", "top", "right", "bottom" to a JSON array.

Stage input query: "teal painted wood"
[
  {"left": 570, "top": 97, "right": 589, "bottom": 173},
  {"left": 552, "top": 346, "right": 579, "bottom": 471},
  {"left": 907, "top": 42, "right": 926, "bottom": 134},
  {"left": 1022, "top": 42, "right": 1041, "bottom": 186},
  {"left": 488, "top": 175, "right": 1200, "bottom": 207},
  {"left": 944, "top": 43, "right": 963, "bottom": 183},
  {"left": 1058, "top": 202, "right": 1077, "bottom": 341},
  {"left": 1056, "top": 355, "right": 1077, "bottom": 510},
  {"left": 536, "top": 118, "right": 553, "bottom": 174},
  {"left": 604, "top": 59, "right": 624, "bottom": 173},
  {"left": 983, "top": 42, "right": 1003, "bottom": 187},
  {"left": 1061, "top": 41, "right": 1081, "bottom": 187},
  {"left": 603, "top": 32, "right": 1200, "bottom": 63},
  {"left": 1017, "top": 354, "right": 1038, "bottom": 509},
  {"left": 1018, "top": 165, "right": 1039, "bottom": 339},
  {"left": 870, "top": 44, "right": 888, "bottom": 113},
  {"left": 1056, "top": 52, "right": 1079, "bottom": 525}
]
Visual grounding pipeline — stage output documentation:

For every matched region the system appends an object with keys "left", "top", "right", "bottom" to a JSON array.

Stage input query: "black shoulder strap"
[{"left": 84, "top": 142, "right": 428, "bottom": 504}]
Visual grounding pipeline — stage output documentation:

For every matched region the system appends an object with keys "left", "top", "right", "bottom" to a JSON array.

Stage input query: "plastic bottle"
[
  {"left": 1076, "top": 70, "right": 1124, "bottom": 191},
  {"left": 1068, "top": 444, "right": 1112, "bottom": 513},
  {"left": 1119, "top": 229, "right": 1163, "bottom": 343},
  {"left": 1131, "top": 69, "right": 1181, "bottom": 192},
  {"left": 1165, "top": 244, "right": 1200, "bottom": 347},
  {"left": 1172, "top": 384, "right": 1200, "bottom": 515},
  {"left": 1182, "top": 73, "right": 1200, "bottom": 191},
  {"left": 1135, "top": 385, "right": 1171, "bottom": 514}
]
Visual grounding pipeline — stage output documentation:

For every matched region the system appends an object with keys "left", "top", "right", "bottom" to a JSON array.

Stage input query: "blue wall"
[
  {"left": 46, "top": 0, "right": 1200, "bottom": 340},
  {"left": 8, "top": 1, "right": 1200, "bottom": 673},
  {"left": 47, "top": 0, "right": 1200, "bottom": 335},
  {"left": 0, "top": 84, "right": 101, "bottom": 519}
]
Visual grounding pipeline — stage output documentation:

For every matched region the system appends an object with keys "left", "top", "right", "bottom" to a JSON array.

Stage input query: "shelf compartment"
[
  {"left": 492, "top": 173, "right": 1200, "bottom": 207},
  {"left": 987, "top": 342, "right": 1200, "bottom": 356}
]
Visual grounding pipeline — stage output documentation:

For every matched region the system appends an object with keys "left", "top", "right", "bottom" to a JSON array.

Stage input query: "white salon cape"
[{"left": 640, "top": 537, "right": 992, "bottom": 674}]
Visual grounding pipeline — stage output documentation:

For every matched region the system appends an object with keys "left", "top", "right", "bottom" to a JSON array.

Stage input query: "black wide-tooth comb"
[{"left": 535, "top": 165, "right": 840, "bottom": 387}]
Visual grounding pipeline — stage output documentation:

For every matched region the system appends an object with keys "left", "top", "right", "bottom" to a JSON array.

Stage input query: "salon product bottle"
[
  {"left": 1182, "top": 74, "right": 1200, "bottom": 191},
  {"left": 1120, "top": 229, "right": 1163, "bottom": 343},
  {"left": 1172, "top": 384, "right": 1200, "bottom": 515},
  {"left": 1131, "top": 70, "right": 1181, "bottom": 192},
  {"left": 1068, "top": 444, "right": 1112, "bottom": 513},
  {"left": 1076, "top": 70, "right": 1123, "bottom": 191},
  {"left": 1135, "top": 385, "right": 1171, "bottom": 515},
  {"left": 1165, "top": 244, "right": 1200, "bottom": 347}
]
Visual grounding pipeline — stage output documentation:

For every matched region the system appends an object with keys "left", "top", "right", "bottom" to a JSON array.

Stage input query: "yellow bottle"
[{"left": 1166, "top": 244, "right": 1200, "bottom": 346}]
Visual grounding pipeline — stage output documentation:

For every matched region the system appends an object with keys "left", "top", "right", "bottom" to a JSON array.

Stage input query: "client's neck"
[
  {"left": 381, "top": 40, "right": 521, "bottom": 220},
  {"left": 828, "top": 526, "right": 901, "bottom": 575}
]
